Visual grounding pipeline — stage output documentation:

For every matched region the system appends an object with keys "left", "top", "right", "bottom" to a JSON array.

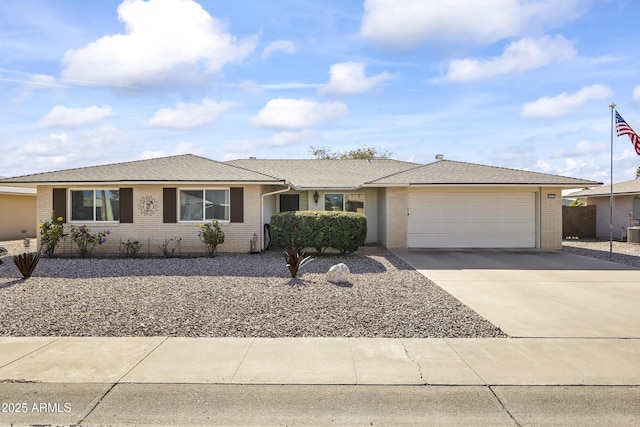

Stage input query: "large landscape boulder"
[{"left": 327, "top": 263, "right": 350, "bottom": 283}]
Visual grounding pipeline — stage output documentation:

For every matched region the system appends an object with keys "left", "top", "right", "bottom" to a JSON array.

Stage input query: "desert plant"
[
  {"left": 284, "top": 242, "right": 313, "bottom": 278},
  {"left": 39, "top": 211, "right": 67, "bottom": 256},
  {"left": 121, "top": 239, "right": 142, "bottom": 258},
  {"left": 198, "top": 220, "right": 225, "bottom": 257},
  {"left": 13, "top": 252, "right": 40, "bottom": 279},
  {"left": 69, "top": 225, "right": 109, "bottom": 257},
  {"left": 160, "top": 237, "right": 181, "bottom": 258}
]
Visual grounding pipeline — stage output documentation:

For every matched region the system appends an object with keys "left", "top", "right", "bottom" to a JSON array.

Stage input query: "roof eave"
[
  {"left": 1, "top": 179, "right": 286, "bottom": 186},
  {"left": 366, "top": 182, "right": 601, "bottom": 188}
]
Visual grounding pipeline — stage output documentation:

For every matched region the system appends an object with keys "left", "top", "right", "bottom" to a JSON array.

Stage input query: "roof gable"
[
  {"left": 569, "top": 178, "right": 640, "bottom": 197},
  {"left": 0, "top": 154, "right": 283, "bottom": 184},
  {"left": 370, "top": 159, "right": 602, "bottom": 187}
]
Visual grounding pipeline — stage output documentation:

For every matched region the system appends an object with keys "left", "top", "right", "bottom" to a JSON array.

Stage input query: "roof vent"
[{"left": 435, "top": 154, "right": 444, "bottom": 161}]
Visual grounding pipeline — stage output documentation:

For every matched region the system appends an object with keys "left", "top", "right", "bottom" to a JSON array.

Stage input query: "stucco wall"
[
  {"left": 587, "top": 195, "right": 640, "bottom": 240},
  {"left": 37, "top": 184, "right": 263, "bottom": 256},
  {"left": 0, "top": 194, "right": 37, "bottom": 240}
]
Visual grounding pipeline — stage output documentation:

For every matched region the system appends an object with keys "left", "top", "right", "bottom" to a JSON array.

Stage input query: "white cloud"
[
  {"left": 360, "top": 0, "right": 584, "bottom": 49},
  {"left": 446, "top": 35, "right": 577, "bottom": 82},
  {"left": 261, "top": 40, "right": 297, "bottom": 59},
  {"left": 552, "top": 140, "right": 607, "bottom": 158},
  {"left": 37, "top": 105, "right": 112, "bottom": 128},
  {"left": 534, "top": 160, "right": 552, "bottom": 173},
  {"left": 148, "top": 99, "right": 234, "bottom": 129},
  {"left": 633, "top": 85, "right": 640, "bottom": 105},
  {"left": 252, "top": 98, "right": 348, "bottom": 130},
  {"left": 318, "top": 62, "right": 392, "bottom": 96},
  {"left": 142, "top": 150, "right": 166, "bottom": 159},
  {"left": 269, "top": 129, "right": 317, "bottom": 147},
  {"left": 521, "top": 84, "right": 613, "bottom": 118},
  {"left": 61, "top": 0, "right": 257, "bottom": 88}
]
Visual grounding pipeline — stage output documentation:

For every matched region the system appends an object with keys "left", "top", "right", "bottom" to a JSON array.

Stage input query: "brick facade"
[
  {"left": 384, "top": 187, "right": 408, "bottom": 249},
  {"left": 37, "top": 184, "right": 263, "bottom": 256},
  {"left": 539, "top": 187, "right": 562, "bottom": 250}
]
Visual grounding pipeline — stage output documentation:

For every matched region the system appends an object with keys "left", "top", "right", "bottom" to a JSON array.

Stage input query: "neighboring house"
[
  {"left": 569, "top": 179, "right": 640, "bottom": 240},
  {"left": 0, "top": 154, "right": 599, "bottom": 254},
  {"left": 0, "top": 185, "right": 37, "bottom": 240}
]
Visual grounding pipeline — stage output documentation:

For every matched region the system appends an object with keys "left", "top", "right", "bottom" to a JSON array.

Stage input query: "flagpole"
[{"left": 609, "top": 102, "right": 616, "bottom": 256}]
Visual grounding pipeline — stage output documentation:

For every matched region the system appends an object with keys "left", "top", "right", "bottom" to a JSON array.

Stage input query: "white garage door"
[{"left": 408, "top": 190, "right": 536, "bottom": 248}]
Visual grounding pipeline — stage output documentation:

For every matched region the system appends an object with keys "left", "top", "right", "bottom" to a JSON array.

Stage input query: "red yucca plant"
[{"left": 13, "top": 252, "right": 41, "bottom": 279}]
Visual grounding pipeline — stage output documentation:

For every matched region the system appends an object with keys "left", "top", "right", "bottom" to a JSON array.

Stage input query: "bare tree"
[{"left": 308, "top": 145, "right": 392, "bottom": 160}]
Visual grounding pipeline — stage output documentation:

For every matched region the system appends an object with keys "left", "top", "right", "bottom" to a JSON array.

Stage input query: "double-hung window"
[
  {"left": 70, "top": 189, "right": 120, "bottom": 222},
  {"left": 179, "top": 189, "right": 229, "bottom": 222}
]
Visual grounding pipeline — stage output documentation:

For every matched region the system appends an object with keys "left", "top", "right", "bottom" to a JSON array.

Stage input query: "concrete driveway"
[{"left": 392, "top": 250, "right": 640, "bottom": 338}]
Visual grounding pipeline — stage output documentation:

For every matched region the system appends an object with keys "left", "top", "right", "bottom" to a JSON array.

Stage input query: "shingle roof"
[
  {"left": 0, "top": 154, "right": 284, "bottom": 184},
  {"left": 0, "top": 154, "right": 601, "bottom": 189},
  {"left": 227, "top": 158, "right": 419, "bottom": 189},
  {"left": 569, "top": 178, "right": 640, "bottom": 197},
  {"left": 369, "top": 160, "right": 602, "bottom": 187}
]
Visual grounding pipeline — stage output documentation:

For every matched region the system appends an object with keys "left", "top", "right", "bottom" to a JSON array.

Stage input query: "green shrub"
[
  {"left": 39, "top": 211, "right": 67, "bottom": 256},
  {"left": 270, "top": 210, "right": 367, "bottom": 254},
  {"left": 69, "top": 225, "right": 109, "bottom": 258},
  {"left": 198, "top": 220, "right": 225, "bottom": 257}
]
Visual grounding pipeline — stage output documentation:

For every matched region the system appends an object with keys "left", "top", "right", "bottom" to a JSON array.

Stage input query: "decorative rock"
[{"left": 327, "top": 263, "right": 350, "bottom": 283}]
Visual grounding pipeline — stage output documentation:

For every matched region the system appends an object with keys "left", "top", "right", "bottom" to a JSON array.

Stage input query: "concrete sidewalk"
[
  {"left": 1, "top": 337, "right": 639, "bottom": 426},
  {"left": 2, "top": 337, "right": 640, "bottom": 386},
  {"left": 0, "top": 337, "right": 640, "bottom": 386}
]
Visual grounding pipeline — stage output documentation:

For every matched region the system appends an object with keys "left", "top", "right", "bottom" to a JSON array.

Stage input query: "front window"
[
  {"left": 70, "top": 189, "right": 120, "bottom": 222},
  {"left": 325, "top": 193, "right": 364, "bottom": 213},
  {"left": 180, "top": 189, "right": 229, "bottom": 221}
]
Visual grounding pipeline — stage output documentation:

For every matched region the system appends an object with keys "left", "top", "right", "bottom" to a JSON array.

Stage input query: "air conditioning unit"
[{"left": 628, "top": 226, "right": 640, "bottom": 244}]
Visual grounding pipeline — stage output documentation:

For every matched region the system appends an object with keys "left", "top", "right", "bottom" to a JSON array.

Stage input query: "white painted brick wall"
[
  {"left": 36, "top": 184, "right": 264, "bottom": 256},
  {"left": 384, "top": 187, "right": 407, "bottom": 249},
  {"left": 540, "top": 187, "right": 562, "bottom": 250}
]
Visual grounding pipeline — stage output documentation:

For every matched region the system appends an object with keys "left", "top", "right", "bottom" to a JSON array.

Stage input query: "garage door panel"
[{"left": 408, "top": 190, "right": 536, "bottom": 248}]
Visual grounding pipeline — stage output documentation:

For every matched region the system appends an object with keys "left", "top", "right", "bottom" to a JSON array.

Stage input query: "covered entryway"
[{"left": 407, "top": 189, "right": 537, "bottom": 248}]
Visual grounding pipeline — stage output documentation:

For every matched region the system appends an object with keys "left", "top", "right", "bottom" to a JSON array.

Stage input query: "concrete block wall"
[{"left": 37, "top": 184, "right": 263, "bottom": 256}]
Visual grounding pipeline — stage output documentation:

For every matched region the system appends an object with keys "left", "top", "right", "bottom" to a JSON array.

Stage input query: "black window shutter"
[
  {"left": 230, "top": 187, "right": 244, "bottom": 223},
  {"left": 119, "top": 188, "right": 133, "bottom": 223},
  {"left": 52, "top": 188, "right": 67, "bottom": 223},
  {"left": 163, "top": 188, "right": 177, "bottom": 223}
]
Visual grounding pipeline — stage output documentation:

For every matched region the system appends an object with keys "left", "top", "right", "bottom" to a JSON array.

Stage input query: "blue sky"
[{"left": 2, "top": 0, "right": 639, "bottom": 184}]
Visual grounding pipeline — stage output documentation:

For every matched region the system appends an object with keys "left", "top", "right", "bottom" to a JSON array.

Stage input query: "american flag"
[{"left": 615, "top": 111, "right": 640, "bottom": 156}]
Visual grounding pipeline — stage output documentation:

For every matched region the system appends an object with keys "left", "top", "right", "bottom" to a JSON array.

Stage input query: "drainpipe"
[{"left": 261, "top": 185, "right": 291, "bottom": 250}]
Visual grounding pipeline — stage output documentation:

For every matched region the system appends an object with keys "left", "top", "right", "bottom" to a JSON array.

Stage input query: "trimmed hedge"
[{"left": 270, "top": 210, "right": 367, "bottom": 254}]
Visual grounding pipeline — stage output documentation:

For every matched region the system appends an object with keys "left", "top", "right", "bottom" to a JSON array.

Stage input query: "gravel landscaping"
[
  {"left": 0, "top": 240, "right": 505, "bottom": 338},
  {"left": 563, "top": 239, "right": 640, "bottom": 268}
]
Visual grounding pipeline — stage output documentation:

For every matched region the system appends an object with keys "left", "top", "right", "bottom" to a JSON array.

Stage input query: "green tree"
[{"left": 308, "top": 145, "right": 392, "bottom": 160}]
